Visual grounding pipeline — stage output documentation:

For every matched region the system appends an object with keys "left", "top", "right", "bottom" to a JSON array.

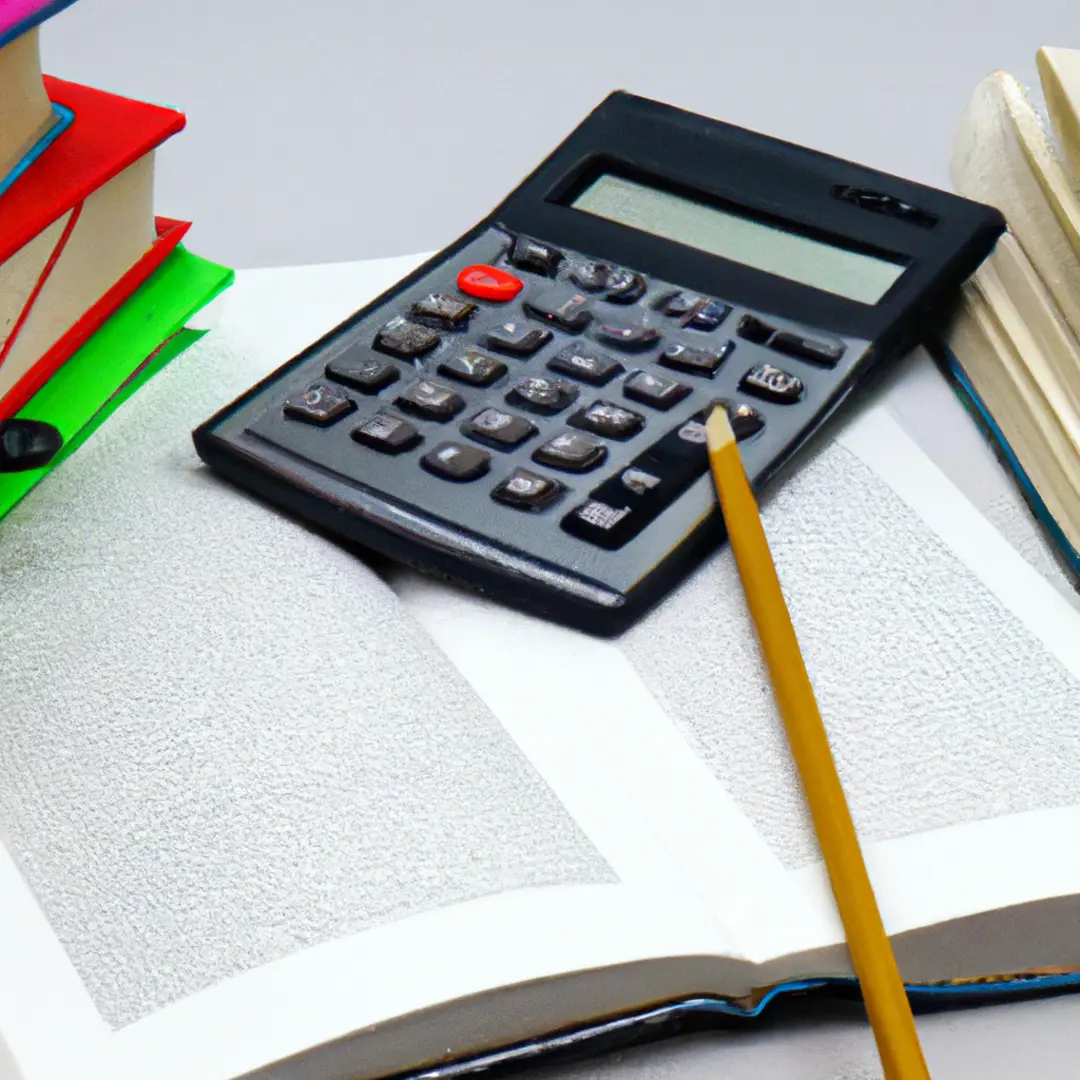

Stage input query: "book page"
[
  {"left": 396, "top": 394, "right": 1080, "bottom": 974},
  {"left": 0, "top": 259, "right": 739, "bottom": 1080}
]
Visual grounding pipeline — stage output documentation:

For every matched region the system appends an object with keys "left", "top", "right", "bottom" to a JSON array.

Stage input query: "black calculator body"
[{"left": 194, "top": 92, "right": 1004, "bottom": 635}]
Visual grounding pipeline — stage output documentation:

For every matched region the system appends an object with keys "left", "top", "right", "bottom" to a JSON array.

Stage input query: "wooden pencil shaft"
[{"left": 710, "top": 437, "right": 931, "bottom": 1080}]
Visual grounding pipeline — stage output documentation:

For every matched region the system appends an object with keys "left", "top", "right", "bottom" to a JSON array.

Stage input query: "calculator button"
[
  {"left": 603, "top": 269, "right": 647, "bottom": 304},
  {"left": 532, "top": 431, "right": 608, "bottom": 473},
  {"left": 351, "top": 411, "right": 421, "bottom": 454},
  {"left": 569, "top": 401, "right": 645, "bottom": 440},
  {"left": 659, "top": 341, "right": 733, "bottom": 377},
  {"left": 623, "top": 370, "right": 692, "bottom": 411},
  {"left": 283, "top": 383, "right": 356, "bottom": 426},
  {"left": 593, "top": 320, "right": 663, "bottom": 352},
  {"left": 638, "top": 421, "right": 710, "bottom": 492},
  {"left": 325, "top": 354, "right": 400, "bottom": 394},
  {"left": 561, "top": 499, "right": 639, "bottom": 549},
  {"left": 456, "top": 264, "right": 524, "bottom": 302},
  {"left": 569, "top": 262, "right": 611, "bottom": 292},
  {"left": 437, "top": 348, "right": 508, "bottom": 387},
  {"left": 736, "top": 314, "right": 774, "bottom": 345},
  {"left": 421, "top": 442, "right": 492, "bottom": 482},
  {"left": 656, "top": 290, "right": 704, "bottom": 320},
  {"left": 686, "top": 299, "right": 731, "bottom": 331},
  {"left": 374, "top": 316, "right": 441, "bottom": 358},
  {"left": 509, "top": 236, "right": 563, "bottom": 277},
  {"left": 410, "top": 292, "right": 477, "bottom": 329},
  {"left": 619, "top": 466, "right": 663, "bottom": 498},
  {"left": 547, "top": 345, "right": 623, "bottom": 386},
  {"left": 716, "top": 400, "right": 766, "bottom": 441},
  {"left": 396, "top": 379, "right": 466, "bottom": 421},
  {"left": 769, "top": 330, "right": 846, "bottom": 367},
  {"left": 463, "top": 407, "right": 537, "bottom": 449},
  {"left": 523, "top": 289, "right": 593, "bottom": 333},
  {"left": 740, "top": 363, "right": 805, "bottom": 404},
  {"left": 485, "top": 320, "right": 553, "bottom": 357},
  {"left": 506, "top": 376, "right": 579, "bottom": 415},
  {"left": 492, "top": 468, "right": 564, "bottom": 511}
]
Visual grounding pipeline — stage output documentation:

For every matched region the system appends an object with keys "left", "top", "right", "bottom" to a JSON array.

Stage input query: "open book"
[
  {"left": 2, "top": 257, "right": 1080, "bottom": 1080},
  {"left": 939, "top": 46, "right": 1080, "bottom": 577}
]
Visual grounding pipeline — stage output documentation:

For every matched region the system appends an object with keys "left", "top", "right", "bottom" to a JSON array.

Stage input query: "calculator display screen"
[{"left": 571, "top": 173, "right": 906, "bottom": 305}]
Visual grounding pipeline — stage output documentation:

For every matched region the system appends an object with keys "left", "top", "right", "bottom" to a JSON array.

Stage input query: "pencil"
[{"left": 705, "top": 406, "right": 931, "bottom": 1080}]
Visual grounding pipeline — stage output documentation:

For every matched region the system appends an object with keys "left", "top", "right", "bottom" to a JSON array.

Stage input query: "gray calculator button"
[
  {"left": 396, "top": 379, "right": 466, "bottom": 421},
  {"left": 569, "top": 401, "right": 645, "bottom": 440},
  {"left": 463, "top": 407, "right": 537, "bottom": 449},
  {"left": 351, "top": 411, "right": 421, "bottom": 454},
  {"left": 410, "top": 292, "right": 477, "bottom": 329},
  {"left": 769, "top": 330, "right": 846, "bottom": 367},
  {"left": 509, "top": 236, "right": 563, "bottom": 277},
  {"left": 373, "top": 316, "right": 441, "bottom": 358},
  {"left": 659, "top": 341, "right": 733, "bottom": 377},
  {"left": 523, "top": 288, "right": 593, "bottom": 333},
  {"left": 283, "top": 383, "right": 356, "bottom": 426},
  {"left": 715, "top": 399, "right": 766, "bottom": 440},
  {"left": 623, "top": 370, "right": 692, "bottom": 411},
  {"left": 437, "top": 348, "right": 507, "bottom": 387},
  {"left": 485, "top": 320, "right": 553, "bottom": 357},
  {"left": 492, "top": 468, "right": 564, "bottom": 511},
  {"left": 547, "top": 345, "right": 624, "bottom": 386},
  {"left": 656, "top": 290, "right": 704, "bottom": 320},
  {"left": 685, "top": 298, "right": 731, "bottom": 331},
  {"left": 506, "top": 375, "right": 579, "bottom": 415},
  {"left": 736, "top": 314, "right": 774, "bottom": 344},
  {"left": 603, "top": 268, "right": 647, "bottom": 304},
  {"left": 740, "top": 363, "right": 804, "bottom": 404},
  {"left": 532, "top": 431, "right": 608, "bottom": 473},
  {"left": 421, "top": 442, "right": 491, "bottom": 482},
  {"left": 325, "top": 354, "right": 399, "bottom": 394},
  {"left": 593, "top": 320, "right": 663, "bottom": 352},
  {"left": 569, "top": 262, "right": 611, "bottom": 292}
]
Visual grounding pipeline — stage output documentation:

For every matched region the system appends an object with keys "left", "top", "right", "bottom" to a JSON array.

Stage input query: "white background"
[{"left": 28, "top": 1, "right": 1080, "bottom": 1077}]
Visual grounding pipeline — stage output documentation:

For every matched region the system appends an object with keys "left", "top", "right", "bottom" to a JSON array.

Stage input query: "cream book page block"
[
  {"left": 0, "top": 28, "right": 53, "bottom": 176},
  {"left": 0, "top": 154, "right": 156, "bottom": 403}
]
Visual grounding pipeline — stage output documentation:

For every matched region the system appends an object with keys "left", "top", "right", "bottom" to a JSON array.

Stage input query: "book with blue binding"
[{"left": 936, "top": 46, "right": 1080, "bottom": 581}]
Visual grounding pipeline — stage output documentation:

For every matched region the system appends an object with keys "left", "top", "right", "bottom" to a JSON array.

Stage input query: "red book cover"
[{"left": 0, "top": 77, "right": 186, "bottom": 264}]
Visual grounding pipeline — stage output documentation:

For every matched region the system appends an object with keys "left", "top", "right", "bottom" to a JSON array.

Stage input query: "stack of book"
[
  {"left": 939, "top": 45, "right": 1080, "bottom": 580},
  {"left": 0, "top": 0, "right": 232, "bottom": 516}
]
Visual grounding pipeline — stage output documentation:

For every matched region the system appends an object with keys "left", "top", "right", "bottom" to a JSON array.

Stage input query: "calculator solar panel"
[{"left": 194, "top": 92, "right": 1005, "bottom": 635}]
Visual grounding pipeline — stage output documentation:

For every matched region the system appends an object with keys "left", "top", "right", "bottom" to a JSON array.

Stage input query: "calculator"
[{"left": 193, "top": 92, "right": 1004, "bottom": 635}]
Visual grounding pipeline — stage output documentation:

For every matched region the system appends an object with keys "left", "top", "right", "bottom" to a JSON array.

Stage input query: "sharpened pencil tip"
[{"left": 705, "top": 405, "right": 735, "bottom": 452}]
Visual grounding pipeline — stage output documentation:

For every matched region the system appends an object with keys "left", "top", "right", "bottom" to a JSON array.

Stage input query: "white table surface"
[{"left": 26, "top": 1, "right": 1080, "bottom": 1077}]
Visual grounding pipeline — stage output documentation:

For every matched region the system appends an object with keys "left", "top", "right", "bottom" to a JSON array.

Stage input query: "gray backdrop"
[{"left": 26, "top": 1, "right": 1080, "bottom": 1077}]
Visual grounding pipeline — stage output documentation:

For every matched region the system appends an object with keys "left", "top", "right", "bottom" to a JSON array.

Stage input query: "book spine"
[{"left": 927, "top": 335, "right": 1080, "bottom": 582}]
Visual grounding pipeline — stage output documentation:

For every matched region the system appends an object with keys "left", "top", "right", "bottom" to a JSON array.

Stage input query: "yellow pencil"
[{"left": 705, "top": 406, "right": 931, "bottom": 1080}]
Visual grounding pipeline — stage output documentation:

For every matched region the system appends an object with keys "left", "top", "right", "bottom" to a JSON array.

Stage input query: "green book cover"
[{"left": 0, "top": 245, "right": 233, "bottom": 520}]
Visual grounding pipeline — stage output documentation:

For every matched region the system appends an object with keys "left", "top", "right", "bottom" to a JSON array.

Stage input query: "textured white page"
[
  {"left": 0, "top": 260, "right": 614, "bottom": 1040},
  {"left": 621, "top": 428, "right": 1080, "bottom": 872}
]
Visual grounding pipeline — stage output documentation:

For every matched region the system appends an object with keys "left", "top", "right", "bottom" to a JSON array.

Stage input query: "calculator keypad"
[{"left": 258, "top": 225, "right": 867, "bottom": 572}]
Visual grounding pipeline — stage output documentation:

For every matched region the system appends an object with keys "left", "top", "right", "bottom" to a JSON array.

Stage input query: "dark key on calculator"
[{"left": 194, "top": 91, "right": 1004, "bottom": 635}]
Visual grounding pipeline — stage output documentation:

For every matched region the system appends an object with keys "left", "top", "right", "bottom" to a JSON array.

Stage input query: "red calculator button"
[{"left": 457, "top": 265, "right": 524, "bottom": 302}]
